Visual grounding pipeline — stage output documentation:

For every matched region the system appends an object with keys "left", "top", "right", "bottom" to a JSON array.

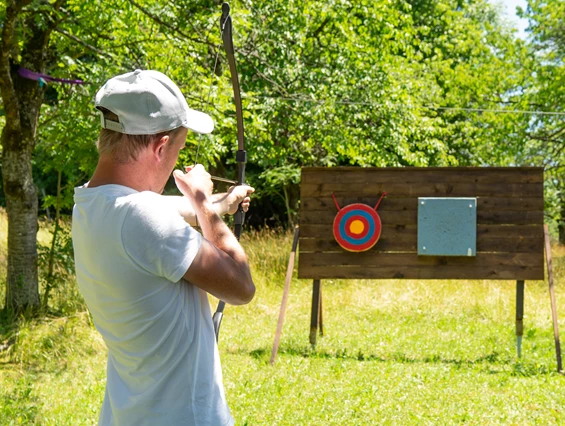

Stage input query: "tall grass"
[{"left": 1, "top": 220, "right": 564, "bottom": 425}]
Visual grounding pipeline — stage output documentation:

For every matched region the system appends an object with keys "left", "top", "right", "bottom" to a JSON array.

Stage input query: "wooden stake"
[
  {"left": 270, "top": 226, "right": 300, "bottom": 365},
  {"left": 543, "top": 224, "right": 563, "bottom": 373},
  {"left": 319, "top": 283, "right": 324, "bottom": 337}
]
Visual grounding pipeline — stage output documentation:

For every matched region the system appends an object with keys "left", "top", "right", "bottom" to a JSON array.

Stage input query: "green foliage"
[
  {"left": 515, "top": 0, "right": 565, "bottom": 241},
  {"left": 259, "top": 165, "right": 301, "bottom": 224},
  {"left": 37, "top": 221, "right": 85, "bottom": 315},
  {"left": 502, "top": 0, "right": 565, "bottom": 243},
  {"left": 4, "top": 0, "right": 565, "bottom": 311},
  {"left": 21, "top": 0, "right": 536, "bottom": 227},
  {"left": 232, "top": 0, "right": 528, "bottom": 168}
]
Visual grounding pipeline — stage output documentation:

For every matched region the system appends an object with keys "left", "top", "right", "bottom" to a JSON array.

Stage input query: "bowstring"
[{"left": 194, "top": 9, "right": 231, "bottom": 166}]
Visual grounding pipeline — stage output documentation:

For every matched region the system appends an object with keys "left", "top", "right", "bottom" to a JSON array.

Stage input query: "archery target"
[{"left": 333, "top": 203, "right": 382, "bottom": 252}]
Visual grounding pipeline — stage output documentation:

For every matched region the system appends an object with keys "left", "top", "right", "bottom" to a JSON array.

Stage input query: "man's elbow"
[{"left": 230, "top": 277, "right": 255, "bottom": 306}]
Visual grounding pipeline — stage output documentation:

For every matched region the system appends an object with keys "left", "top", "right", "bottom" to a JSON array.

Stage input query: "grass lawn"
[{"left": 1, "top": 228, "right": 564, "bottom": 425}]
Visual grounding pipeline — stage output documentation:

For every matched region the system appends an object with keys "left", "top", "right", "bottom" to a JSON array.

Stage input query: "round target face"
[{"left": 333, "top": 203, "right": 382, "bottom": 252}]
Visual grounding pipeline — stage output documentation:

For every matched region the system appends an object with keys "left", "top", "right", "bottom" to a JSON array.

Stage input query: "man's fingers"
[
  {"left": 241, "top": 196, "right": 251, "bottom": 212},
  {"left": 234, "top": 185, "right": 254, "bottom": 197}
]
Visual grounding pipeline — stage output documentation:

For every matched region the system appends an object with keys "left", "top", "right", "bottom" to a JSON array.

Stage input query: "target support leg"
[
  {"left": 310, "top": 280, "right": 322, "bottom": 346},
  {"left": 516, "top": 280, "right": 524, "bottom": 358}
]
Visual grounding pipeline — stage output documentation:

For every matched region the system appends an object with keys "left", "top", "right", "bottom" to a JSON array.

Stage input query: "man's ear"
[{"left": 152, "top": 135, "right": 170, "bottom": 160}]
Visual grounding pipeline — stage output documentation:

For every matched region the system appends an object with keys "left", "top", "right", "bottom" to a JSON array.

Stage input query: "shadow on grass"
[
  {"left": 0, "top": 306, "right": 52, "bottom": 356},
  {"left": 248, "top": 346, "right": 503, "bottom": 364},
  {"left": 243, "top": 346, "right": 556, "bottom": 377},
  {"left": 0, "top": 309, "right": 21, "bottom": 354}
]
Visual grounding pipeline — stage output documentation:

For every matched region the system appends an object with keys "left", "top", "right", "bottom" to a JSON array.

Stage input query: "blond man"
[{"left": 72, "top": 69, "right": 255, "bottom": 426}]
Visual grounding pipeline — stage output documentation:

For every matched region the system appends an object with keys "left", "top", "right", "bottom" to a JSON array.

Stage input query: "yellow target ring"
[{"left": 349, "top": 219, "right": 365, "bottom": 235}]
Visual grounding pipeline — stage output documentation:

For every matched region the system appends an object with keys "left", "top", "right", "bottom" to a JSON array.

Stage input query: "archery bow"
[{"left": 212, "top": 2, "right": 247, "bottom": 341}]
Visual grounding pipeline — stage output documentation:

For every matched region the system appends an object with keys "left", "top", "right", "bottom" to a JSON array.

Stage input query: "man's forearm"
[
  {"left": 166, "top": 194, "right": 233, "bottom": 226},
  {"left": 194, "top": 199, "right": 248, "bottom": 266}
]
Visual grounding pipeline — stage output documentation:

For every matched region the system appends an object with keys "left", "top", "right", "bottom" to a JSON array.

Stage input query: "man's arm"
[
  {"left": 173, "top": 167, "right": 255, "bottom": 306},
  {"left": 167, "top": 186, "right": 254, "bottom": 226}
]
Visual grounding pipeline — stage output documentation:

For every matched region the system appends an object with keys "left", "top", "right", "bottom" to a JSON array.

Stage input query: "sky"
[{"left": 495, "top": 0, "right": 529, "bottom": 39}]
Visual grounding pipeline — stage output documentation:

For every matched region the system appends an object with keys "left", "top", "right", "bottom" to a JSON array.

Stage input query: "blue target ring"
[{"left": 338, "top": 210, "right": 376, "bottom": 245}]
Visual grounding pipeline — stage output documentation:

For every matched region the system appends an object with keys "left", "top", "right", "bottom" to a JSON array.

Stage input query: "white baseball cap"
[{"left": 95, "top": 69, "right": 214, "bottom": 135}]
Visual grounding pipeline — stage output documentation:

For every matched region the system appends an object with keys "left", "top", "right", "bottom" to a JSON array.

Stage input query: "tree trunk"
[
  {"left": 1, "top": 123, "right": 39, "bottom": 313},
  {"left": 0, "top": 50, "right": 43, "bottom": 314}
]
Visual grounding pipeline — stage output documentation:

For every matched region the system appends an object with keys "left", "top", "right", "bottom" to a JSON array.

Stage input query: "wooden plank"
[
  {"left": 478, "top": 211, "right": 544, "bottom": 225},
  {"left": 478, "top": 197, "right": 544, "bottom": 212},
  {"left": 300, "top": 210, "right": 415, "bottom": 226},
  {"left": 302, "top": 167, "right": 544, "bottom": 185},
  {"left": 297, "top": 264, "right": 544, "bottom": 280},
  {"left": 477, "top": 224, "right": 544, "bottom": 238},
  {"left": 300, "top": 182, "right": 543, "bottom": 198},
  {"left": 299, "top": 223, "right": 415, "bottom": 238},
  {"left": 301, "top": 197, "right": 544, "bottom": 213},
  {"left": 299, "top": 252, "right": 543, "bottom": 269},
  {"left": 298, "top": 235, "right": 544, "bottom": 254},
  {"left": 299, "top": 237, "right": 414, "bottom": 252},
  {"left": 299, "top": 209, "right": 543, "bottom": 226},
  {"left": 299, "top": 224, "right": 544, "bottom": 239}
]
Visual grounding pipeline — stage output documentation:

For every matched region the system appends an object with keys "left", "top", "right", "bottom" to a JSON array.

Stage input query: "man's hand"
[
  {"left": 170, "top": 166, "right": 254, "bottom": 225},
  {"left": 173, "top": 165, "right": 213, "bottom": 203},
  {"left": 222, "top": 185, "right": 255, "bottom": 215}
]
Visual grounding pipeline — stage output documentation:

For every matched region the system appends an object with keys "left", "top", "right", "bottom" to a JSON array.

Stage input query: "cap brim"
[{"left": 185, "top": 109, "right": 214, "bottom": 134}]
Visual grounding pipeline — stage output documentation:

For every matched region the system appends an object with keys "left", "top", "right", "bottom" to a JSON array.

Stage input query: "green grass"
[{"left": 1, "top": 225, "right": 564, "bottom": 425}]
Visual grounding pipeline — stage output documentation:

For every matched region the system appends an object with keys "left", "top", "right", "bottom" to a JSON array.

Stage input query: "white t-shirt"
[{"left": 72, "top": 184, "right": 234, "bottom": 426}]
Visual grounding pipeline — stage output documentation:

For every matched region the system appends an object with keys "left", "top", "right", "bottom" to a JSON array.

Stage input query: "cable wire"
[{"left": 250, "top": 95, "right": 565, "bottom": 117}]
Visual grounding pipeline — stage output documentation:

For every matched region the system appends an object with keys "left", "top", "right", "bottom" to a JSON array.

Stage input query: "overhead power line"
[{"left": 250, "top": 95, "right": 565, "bottom": 117}]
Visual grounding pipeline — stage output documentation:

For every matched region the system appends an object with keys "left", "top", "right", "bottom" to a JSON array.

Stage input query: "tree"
[
  {"left": 0, "top": 0, "right": 534, "bottom": 314},
  {"left": 220, "top": 0, "right": 528, "bottom": 222},
  {"left": 0, "top": 0, "right": 237, "bottom": 313},
  {"left": 0, "top": 0, "right": 68, "bottom": 313},
  {"left": 519, "top": 0, "right": 565, "bottom": 242}
]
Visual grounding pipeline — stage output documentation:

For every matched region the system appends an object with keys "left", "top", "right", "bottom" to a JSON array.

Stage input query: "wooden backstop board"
[{"left": 298, "top": 167, "right": 545, "bottom": 281}]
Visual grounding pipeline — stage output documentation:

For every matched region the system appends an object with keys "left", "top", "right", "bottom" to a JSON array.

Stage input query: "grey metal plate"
[{"left": 418, "top": 197, "right": 477, "bottom": 256}]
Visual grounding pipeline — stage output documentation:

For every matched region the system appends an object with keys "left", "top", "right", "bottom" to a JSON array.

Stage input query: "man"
[{"left": 72, "top": 69, "right": 255, "bottom": 426}]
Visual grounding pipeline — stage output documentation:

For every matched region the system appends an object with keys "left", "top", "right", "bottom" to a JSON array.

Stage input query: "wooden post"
[
  {"left": 544, "top": 225, "right": 563, "bottom": 373},
  {"left": 270, "top": 226, "right": 300, "bottom": 365},
  {"left": 516, "top": 280, "right": 524, "bottom": 358},
  {"left": 310, "top": 279, "right": 321, "bottom": 346}
]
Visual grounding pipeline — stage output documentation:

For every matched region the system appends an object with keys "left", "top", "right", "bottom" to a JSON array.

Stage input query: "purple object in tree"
[{"left": 17, "top": 66, "right": 84, "bottom": 85}]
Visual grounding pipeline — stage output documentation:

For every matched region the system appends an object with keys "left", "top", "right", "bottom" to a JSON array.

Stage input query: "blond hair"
[{"left": 96, "top": 107, "right": 183, "bottom": 163}]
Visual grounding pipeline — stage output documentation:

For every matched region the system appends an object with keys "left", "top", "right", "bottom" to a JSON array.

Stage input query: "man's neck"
[{"left": 88, "top": 156, "right": 155, "bottom": 192}]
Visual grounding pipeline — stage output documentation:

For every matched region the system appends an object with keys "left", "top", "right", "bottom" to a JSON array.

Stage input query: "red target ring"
[{"left": 344, "top": 214, "right": 370, "bottom": 240}]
